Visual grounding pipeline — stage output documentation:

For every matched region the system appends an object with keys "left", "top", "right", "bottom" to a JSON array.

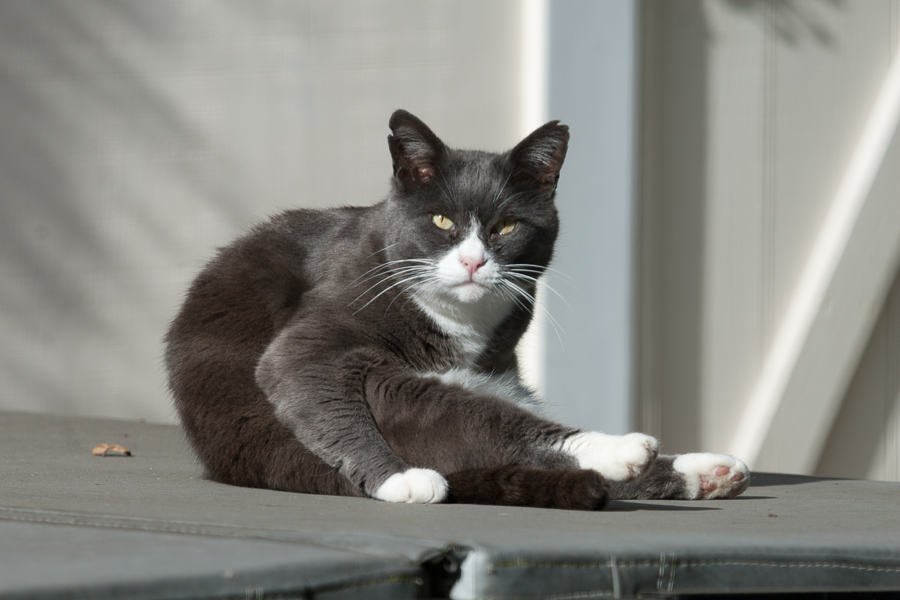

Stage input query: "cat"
[{"left": 165, "top": 109, "right": 749, "bottom": 510}]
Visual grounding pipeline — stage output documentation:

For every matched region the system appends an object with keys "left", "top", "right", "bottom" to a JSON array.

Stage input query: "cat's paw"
[
  {"left": 560, "top": 432, "right": 658, "bottom": 482},
  {"left": 673, "top": 453, "right": 749, "bottom": 499},
  {"left": 372, "top": 468, "right": 448, "bottom": 504}
]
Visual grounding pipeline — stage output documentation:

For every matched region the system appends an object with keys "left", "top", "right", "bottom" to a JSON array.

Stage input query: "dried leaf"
[{"left": 92, "top": 443, "right": 132, "bottom": 457}]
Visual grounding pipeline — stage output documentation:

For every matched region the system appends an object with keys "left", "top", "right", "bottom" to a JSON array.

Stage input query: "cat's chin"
[{"left": 453, "top": 282, "right": 489, "bottom": 303}]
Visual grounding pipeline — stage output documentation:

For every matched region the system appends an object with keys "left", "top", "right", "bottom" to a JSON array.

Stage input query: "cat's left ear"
[
  {"left": 388, "top": 109, "right": 447, "bottom": 188},
  {"left": 510, "top": 120, "right": 569, "bottom": 191}
]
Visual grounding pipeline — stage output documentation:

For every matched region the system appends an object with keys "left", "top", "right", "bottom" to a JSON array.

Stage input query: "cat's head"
[{"left": 382, "top": 109, "right": 568, "bottom": 308}]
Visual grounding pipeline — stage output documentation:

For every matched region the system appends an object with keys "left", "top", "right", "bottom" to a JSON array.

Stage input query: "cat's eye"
[
  {"left": 433, "top": 215, "right": 455, "bottom": 231},
  {"left": 492, "top": 218, "right": 517, "bottom": 235}
]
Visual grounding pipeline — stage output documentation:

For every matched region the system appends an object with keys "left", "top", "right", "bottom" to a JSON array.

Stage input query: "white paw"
[
  {"left": 372, "top": 468, "right": 448, "bottom": 504},
  {"left": 673, "top": 453, "right": 749, "bottom": 499},
  {"left": 560, "top": 432, "right": 658, "bottom": 482}
]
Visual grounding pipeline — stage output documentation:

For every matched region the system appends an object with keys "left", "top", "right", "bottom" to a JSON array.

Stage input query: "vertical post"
[
  {"left": 516, "top": 0, "right": 550, "bottom": 395},
  {"left": 543, "top": 0, "right": 639, "bottom": 434}
]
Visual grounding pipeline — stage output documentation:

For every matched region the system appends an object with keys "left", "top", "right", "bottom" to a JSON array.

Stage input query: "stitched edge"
[
  {"left": 492, "top": 558, "right": 900, "bottom": 574},
  {"left": 313, "top": 573, "right": 423, "bottom": 596},
  {"left": 475, "top": 557, "right": 900, "bottom": 600},
  {"left": 526, "top": 590, "right": 614, "bottom": 600}
]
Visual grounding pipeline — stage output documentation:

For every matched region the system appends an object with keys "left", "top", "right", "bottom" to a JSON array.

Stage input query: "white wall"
[
  {"left": 640, "top": 0, "right": 900, "bottom": 481},
  {"left": 0, "top": 1, "right": 531, "bottom": 423}
]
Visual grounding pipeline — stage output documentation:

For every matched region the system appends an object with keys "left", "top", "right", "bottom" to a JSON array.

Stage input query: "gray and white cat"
[{"left": 165, "top": 110, "right": 748, "bottom": 509}]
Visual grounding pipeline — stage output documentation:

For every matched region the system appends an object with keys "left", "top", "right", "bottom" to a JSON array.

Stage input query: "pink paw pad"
[
  {"left": 673, "top": 453, "right": 750, "bottom": 500},
  {"left": 700, "top": 466, "right": 746, "bottom": 494}
]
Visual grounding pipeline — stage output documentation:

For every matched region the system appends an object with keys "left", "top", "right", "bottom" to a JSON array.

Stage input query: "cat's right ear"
[
  {"left": 388, "top": 110, "right": 446, "bottom": 188},
  {"left": 510, "top": 120, "right": 569, "bottom": 191}
]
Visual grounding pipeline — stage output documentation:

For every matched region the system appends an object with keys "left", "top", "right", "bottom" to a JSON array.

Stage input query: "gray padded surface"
[
  {"left": 0, "top": 520, "right": 422, "bottom": 600},
  {"left": 2, "top": 411, "right": 899, "bottom": 599}
]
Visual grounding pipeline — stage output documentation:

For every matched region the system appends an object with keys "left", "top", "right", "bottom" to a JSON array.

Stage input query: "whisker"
[
  {"left": 435, "top": 166, "right": 458, "bottom": 206},
  {"left": 355, "top": 262, "right": 433, "bottom": 287},
  {"left": 349, "top": 246, "right": 413, "bottom": 285},
  {"left": 495, "top": 190, "right": 528, "bottom": 211},
  {"left": 351, "top": 258, "right": 434, "bottom": 287},
  {"left": 498, "top": 283, "right": 534, "bottom": 316},
  {"left": 498, "top": 284, "right": 550, "bottom": 340},
  {"left": 349, "top": 265, "right": 431, "bottom": 307},
  {"left": 363, "top": 241, "right": 400, "bottom": 261},
  {"left": 353, "top": 272, "right": 433, "bottom": 314},
  {"left": 491, "top": 169, "right": 514, "bottom": 206},
  {"left": 351, "top": 262, "right": 405, "bottom": 288},
  {"left": 504, "top": 272, "right": 570, "bottom": 309},
  {"left": 384, "top": 274, "right": 440, "bottom": 313},
  {"left": 500, "top": 278, "right": 537, "bottom": 306},
  {"left": 501, "top": 279, "right": 565, "bottom": 345},
  {"left": 506, "top": 263, "right": 573, "bottom": 281}
]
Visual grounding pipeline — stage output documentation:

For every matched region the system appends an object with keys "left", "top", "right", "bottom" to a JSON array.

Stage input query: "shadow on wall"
[
  {"left": 0, "top": 1, "right": 268, "bottom": 421},
  {"left": 0, "top": 1, "right": 528, "bottom": 422},
  {"left": 724, "top": 0, "right": 845, "bottom": 47},
  {"left": 816, "top": 266, "right": 900, "bottom": 480},
  {"left": 641, "top": 0, "right": 709, "bottom": 454},
  {"left": 642, "top": 0, "right": 851, "bottom": 454}
]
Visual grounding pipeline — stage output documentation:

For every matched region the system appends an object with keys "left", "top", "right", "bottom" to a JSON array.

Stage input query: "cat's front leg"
[
  {"left": 555, "top": 431, "right": 659, "bottom": 482},
  {"left": 257, "top": 336, "right": 448, "bottom": 504},
  {"left": 371, "top": 468, "right": 448, "bottom": 504}
]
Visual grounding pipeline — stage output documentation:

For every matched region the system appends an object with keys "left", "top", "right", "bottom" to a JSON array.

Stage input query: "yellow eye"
[
  {"left": 493, "top": 218, "right": 517, "bottom": 235},
  {"left": 433, "top": 215, "right": 455, "bottom": 230}
]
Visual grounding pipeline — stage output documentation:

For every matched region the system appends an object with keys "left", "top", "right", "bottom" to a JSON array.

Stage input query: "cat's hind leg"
[
  {"left": 445, "top": 466, "right": 609, "bottom": 511},
  {"left": 672, "top": 453, "right": 749, "bottom": 499},
  {"left": 607, "top": 453, "right": 749, "bottom": 500}
]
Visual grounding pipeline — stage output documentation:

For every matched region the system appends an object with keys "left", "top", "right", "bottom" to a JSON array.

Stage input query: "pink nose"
[{"left": 460, "top": 256, "right": 485, "bottom": 276}]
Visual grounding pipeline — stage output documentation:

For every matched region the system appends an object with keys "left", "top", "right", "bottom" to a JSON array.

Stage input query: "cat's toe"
[
  {"left": 673, "top": 453, "right": 749, "bottom": 499},
  {"left": 563, "top": 431, "right": 658, "bottom": 482},
  {"left": 372, "top": 468, "right": 448, "bottom": 504}
]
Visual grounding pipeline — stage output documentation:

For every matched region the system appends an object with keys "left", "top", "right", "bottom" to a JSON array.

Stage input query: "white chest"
[
  {"left": 413, "top": 291, "right": 510, "bottom": 367},
  {"left": 412, "top": 292, "right": 542, "bottom": 413}
]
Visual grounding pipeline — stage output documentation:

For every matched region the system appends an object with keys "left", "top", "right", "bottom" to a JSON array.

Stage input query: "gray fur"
[
  {"left": 165, "top": 109, "right": 745, "bottom": 509},
  {"left": 607, "top": 456, "right": 686, "bottom": 500}
]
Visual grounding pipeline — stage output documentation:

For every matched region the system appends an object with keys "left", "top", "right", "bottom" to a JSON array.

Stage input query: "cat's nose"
[{"left": 460, "top": 256, "right": 485, "bottom": 276}]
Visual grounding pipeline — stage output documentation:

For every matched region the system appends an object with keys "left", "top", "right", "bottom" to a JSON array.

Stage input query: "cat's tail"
[{"left": 444, "top": 466, "right": 608, "bottom": 511}]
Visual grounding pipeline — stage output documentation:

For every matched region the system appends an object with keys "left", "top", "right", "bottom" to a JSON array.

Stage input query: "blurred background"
[{"left": 1, "top": 0, "right": 898, "bottom": 481}]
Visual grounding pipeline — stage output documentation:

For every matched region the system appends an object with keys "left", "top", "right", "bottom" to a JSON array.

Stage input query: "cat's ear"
[
  {"left": 510, "top": 120, "right": 569, "bottom": 191},
  {"left": 388, "top": 110, "right": 446, "bottom": 187}
]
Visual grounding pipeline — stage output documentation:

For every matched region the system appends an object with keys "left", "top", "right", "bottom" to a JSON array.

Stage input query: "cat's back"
[
  {"left": 166, "top": 204, "right": 384, "bottom": 364},
  {"left": 218, "top": 204, "right": 380, "bottom": 291}
]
